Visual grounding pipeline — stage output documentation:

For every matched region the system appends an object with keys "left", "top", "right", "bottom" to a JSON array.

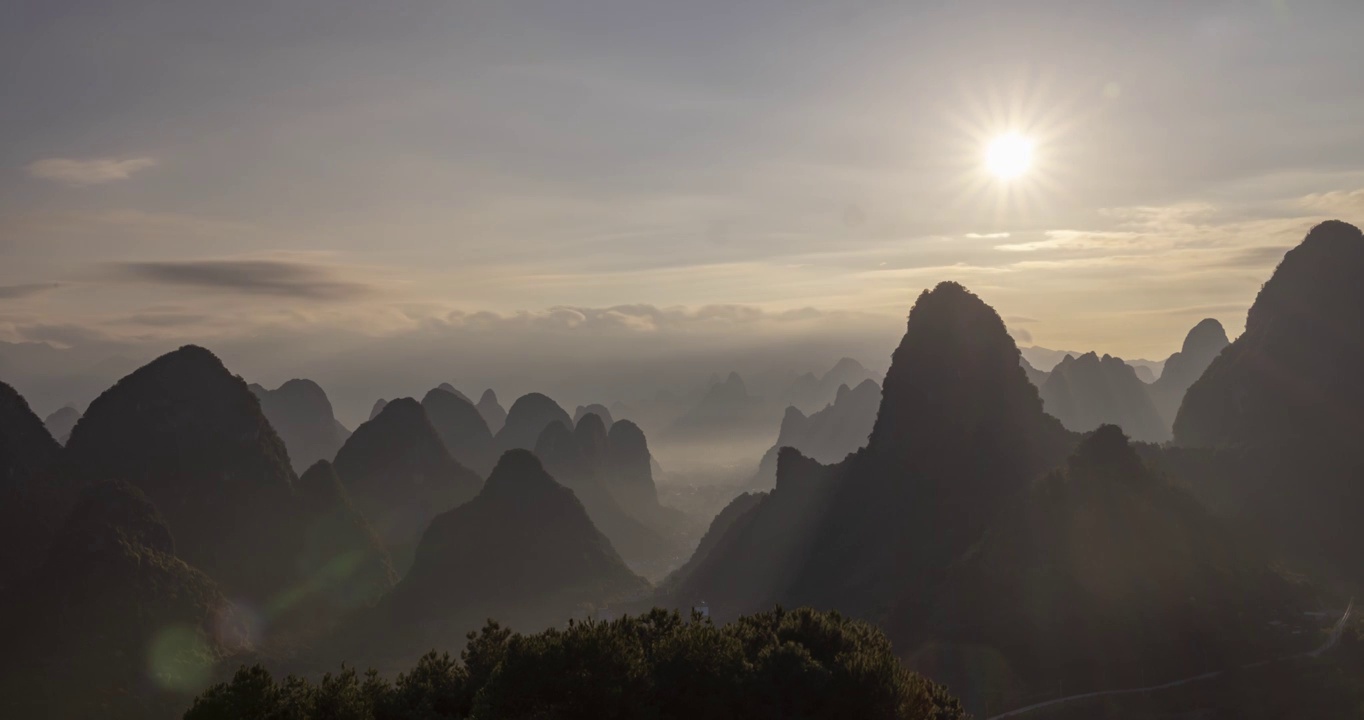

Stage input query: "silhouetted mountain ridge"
[
  {"left": 421, "top": 387, "right": 496, "bottom": 477},
  {"left": 1040, "top": 351, "right": 1167, "bottom": 442},
  {"left": 332, "top": 397, "right": 482, "bottom": 575},
  {"left": 250, "top": 378, "right": 351, "bottom": 473},
  {"left": 64, "top": 345, "right": 303, "bottom": 603},
  {"left": 345, "top": 450, "right": 648, "bottom": 663},
  {"left": 1174, "top": 219, "right": 1364, "bottom": 584},
  {"left": 1150, "top": 318, "right": 1229, "bottom": 429}
]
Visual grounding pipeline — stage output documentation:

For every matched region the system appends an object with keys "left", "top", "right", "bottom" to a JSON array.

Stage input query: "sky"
[{"left": 4, "top": 0, "right": 1364, "bottom": 419}]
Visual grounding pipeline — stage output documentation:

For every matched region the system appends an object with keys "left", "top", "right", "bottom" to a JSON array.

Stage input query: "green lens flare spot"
[{"left": 147, "top": 624, "right": 214, "bottom": 693}]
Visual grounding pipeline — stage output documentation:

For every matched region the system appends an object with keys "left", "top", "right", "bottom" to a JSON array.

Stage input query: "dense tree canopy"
[{"left": 185, "top": 607, "right": 965, "bottom": 720}]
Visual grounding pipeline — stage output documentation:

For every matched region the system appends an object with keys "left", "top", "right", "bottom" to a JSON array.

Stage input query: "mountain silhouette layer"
[
  {"left": 495, "top": 392, "right": 573, "bottom": 454},
  {"left": 573, "top": 402, "right": 615, "bottom": 427},
  {"left": 1040, "top": 351, "right": 1167, "bottom": 442},
  {"left": 1, "top": 480, "right": 248, "bottom": 719},
  {"left": 0, "top": 381, "right": 71, "bottom": 593},
  {"left": 250, "top": 379, "right": 351, "bottom": 474},
  {"left": 1150, "top": 318, "right": 1229, "bottom": 430},
  {"left": 43, "top": 405, "right": 80, "bottom": 445},
  {"left": 919, "top": 426, "right": 1304, "bottom": 712},
  {"left": 345, "top": 450, "right": 648, "bottom": 663},
  {"left": 1174, "top": 220, "right": 1364, "bottom": 583},
  {"left": 671, "top": 282, "right": 1075, "bottom": 624},
  {"left": 421, "top": 386, "right": 497, "bottom": 477},
  {"left": 535, "top": 415, "right": 684, "bottom": 578},
  {"left": 751, "top": 378, "right": 880, "bottom": 487},
  {"left": 332, "top": 397, "right": 482, "bottom": 575},
  {"left": 783, "top": 357, "right": 876, "bottom": 413},
  {"left": 293, "top": 460, "right": 397, "bottom": 620},
  {"left": 64, "top": 346, "right": 305, "bottom": 603},
  {"left": 476, "top": 388, "right": 507, "bottom": 434}
]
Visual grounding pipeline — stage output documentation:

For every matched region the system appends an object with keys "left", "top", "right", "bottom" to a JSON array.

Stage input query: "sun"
[{"left": 985, "top": 133, "right": 1034, "bottom": 180}]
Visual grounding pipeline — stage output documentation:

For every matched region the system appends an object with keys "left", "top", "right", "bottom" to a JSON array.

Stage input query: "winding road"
[{"left": 986, "top": 600, "right": 1354, "bottom": 720}]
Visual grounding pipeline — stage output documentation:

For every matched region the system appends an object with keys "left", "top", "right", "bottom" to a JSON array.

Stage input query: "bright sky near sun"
[{"left": 4, "top": 0, "right": 1364, "bottom": 377}]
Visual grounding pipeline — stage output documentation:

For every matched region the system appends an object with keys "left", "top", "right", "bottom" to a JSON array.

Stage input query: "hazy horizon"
[{"left": 5, "top": 1, "right": 1364, "bottom": 400}]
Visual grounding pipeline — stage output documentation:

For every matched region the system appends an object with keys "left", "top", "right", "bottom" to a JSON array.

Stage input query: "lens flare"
[{"left": 147, "top": 624, "right": 213, "bottom": 693}]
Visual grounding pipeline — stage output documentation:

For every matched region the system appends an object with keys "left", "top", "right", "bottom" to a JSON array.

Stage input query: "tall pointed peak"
[
  {"left": 851, "top": 378, "right": 881, "bottom": 396},
  {"left": 574, "top": 410, "right": 608, "bottom": 441},
  {"left": 828, "top": 357, "right": 866, "bottom": 374},
  {"left": 1182, "top": 318, "right": 1228, "bottom": 354},
  {"left": 870, "top": 281, "right": 1050, "bottom": 454},
  {"left": 368, "top": 398, "right": 388, "bottom": 421},
  {"left": 435, "top": 382, "right": 473, "bottom": 404},
  {"left": 573, "top": 403, "right": 615, "bottom": 428},
  {"left": 1176, "top": 220, "right": 1364, "bottom": 449},
  {"left": 507, "top": 392, "right": 569, "bottom": 419},
  {"left": 483, "top": 448, "right": 561, "bottom": 498},
  {"left": 476, "top": 388, "right": 507, "bottom": 435},
  {"left": 535, "top": 419, "right": 574, "bottom": 455},
  {"left": 275, "top": 378, "right": 330, "bottom": 401},
  {"left": 606, "top": 419, "right": 649, "bottom": 453},
  {"left": 372, "top": 396, "right": 423, "bottom": 425},
  {"left": 61, "top": 344, "right": 300, "bottom": 600},
  {"left": 1245, "top": 219, "right": 1363, "bottom": 335},
  {"left": 296, "top": 459, "right": 344, "bottom": 501},
  {"left": 422, "top": 386, "right": 479, "bottom": 413},
  {"left": 498, "top": 392, "right": 573, "bottom": 452},
  {"left": 43, "top": 405, "right": 80, "bottom": 444}
]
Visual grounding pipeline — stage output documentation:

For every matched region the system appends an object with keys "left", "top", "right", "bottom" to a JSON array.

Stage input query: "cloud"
[
  {"left": 112, "top": 259, "right": 375, "bottom": 300},
  {"left": 126, "top": 312, "right": 211, "bottom": 327},
  {"left": 436, "top": 303, "right": 859, "bottom": 336},
  {"left": 964, "top": 232, "right": 1011, "bottom": 239},
  {"left": 0, "top": 283, "right": 59, "bottom": 300},
  {"left": 14, "top": 322, "right": 112, "bottom": 348},
  {"left": 26, "top": 157, "right": 156, "bottom": 186},
  {"left": 1295, "top": 189, "right": 1364, "bottom": 215},
  {"left": 995, "top": 230, "right": 1144, "bottom": 253}
]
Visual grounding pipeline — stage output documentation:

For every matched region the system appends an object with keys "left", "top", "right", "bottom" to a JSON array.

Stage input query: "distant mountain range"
[
  {"left": 750, "top": 378, "right": 881, "bottom": 487},
  {"left": 250, "top": 379, "right": 352, "bottom": 474},
  {"left": 1020, "top": 345, "right": 1165, "bottom": 380},
  {"left": 663, "top": 279, "right": 1309, "bottom": 715},
  {"left": 3, "top": 219, "right": 1362, "bottom": 719},
  {"left": 333, "top": 396, "right": 482, "bottom": 574}
]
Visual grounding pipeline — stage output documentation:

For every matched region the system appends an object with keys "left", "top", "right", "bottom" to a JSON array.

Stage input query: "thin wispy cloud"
[
  {"left": 112, "top": 259, "right": 375, "bottom": 300},
  {"left": 0, "top": 283, "right": 59, "bottom": 300},
  {"left": 26, "top": 156, "right": 157, "bottom": 186},
  {"left": 995, "top": 230, "right": 1144, "bottom": 253}
]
